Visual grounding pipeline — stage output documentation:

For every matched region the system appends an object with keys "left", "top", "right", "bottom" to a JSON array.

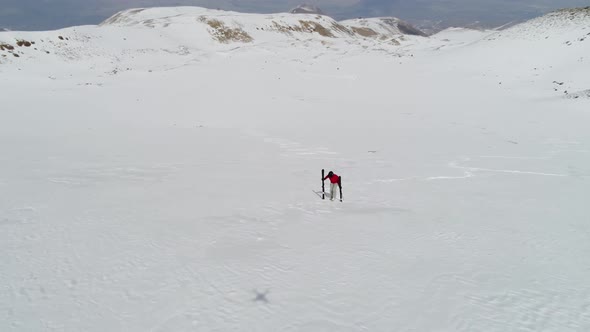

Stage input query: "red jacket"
[{"left": 324, "top": 173, "right": 340, "bottom": 184}]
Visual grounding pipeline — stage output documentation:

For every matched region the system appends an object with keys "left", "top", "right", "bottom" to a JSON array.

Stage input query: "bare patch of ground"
[
  {"left": 299, "top": 21, "right": 334, "bottom": 37},
  {"left": 199, "top": 17, "right": 253, "bottom": 43},
  {"left": 16, "top": 40, "right": 33, "bottom": 47},
  {"left": 269, "top": 20, "right": 338, "bottom": 38},
  {"left": 0, "top": 43, "right": 15, "bottom": 51},
  {"left": 351, "top": 27, "right": 378, "bottom": 37},
  {"left": 555, "top": 7, "right": 590, "bottom": 17},
  {"left": 331, "top": 22, "right": 353, "bottom": 36}
]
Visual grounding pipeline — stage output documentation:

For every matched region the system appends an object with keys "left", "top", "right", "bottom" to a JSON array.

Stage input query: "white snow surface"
[{"left": 2, "top": 6, "right": 590, "bottom": 332}]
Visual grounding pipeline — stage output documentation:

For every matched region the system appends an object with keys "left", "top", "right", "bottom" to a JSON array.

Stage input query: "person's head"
[{"left": 328, "top": 171, "right": 334, "bottom": 176}]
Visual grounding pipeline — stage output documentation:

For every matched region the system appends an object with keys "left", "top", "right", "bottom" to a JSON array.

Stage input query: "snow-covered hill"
[
  {"left": 487, "top": 7, "right": 590, "bottom": 42},
  {"left": 457, "top": 7, "right": 590, "bottom": 100},
  {"left": 0, "top": 6, "right": 428, "bottom": 67},
  {"left": 1, "top": 6, "right": 590, "bottom": 332},
  {"left": 100, "top": 7, "right": 425, "bottom": 42}
]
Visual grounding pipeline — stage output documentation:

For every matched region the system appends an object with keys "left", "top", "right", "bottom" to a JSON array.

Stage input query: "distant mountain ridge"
[
  {"left": 342, "top": 17, "right": 429, "bottom": 38},
  {"left": 290, "top": 4, "right": 326, "bottom": 15},
  {"left": 1, "top": 5, "right": 589, "bottom": 74},
  {"left": 100, "top": 7, "right": 427, "bottom": 43}
]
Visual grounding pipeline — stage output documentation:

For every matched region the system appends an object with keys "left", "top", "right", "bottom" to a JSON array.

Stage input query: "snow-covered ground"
[{"left": 1, "top": 6, "right": 590, "bottom": 331}]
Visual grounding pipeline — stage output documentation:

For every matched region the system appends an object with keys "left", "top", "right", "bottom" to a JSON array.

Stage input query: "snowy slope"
[
  {"left": 455, "top": 7, "right": 590, "bottom": 99},
  {"left": 1, "top": 6, "right": 590, "bottom": 332}
]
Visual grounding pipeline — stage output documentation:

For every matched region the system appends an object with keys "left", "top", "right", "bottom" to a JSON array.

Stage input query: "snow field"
[{"left": 1, "top": 6, "right": 590, "bottom": 331}]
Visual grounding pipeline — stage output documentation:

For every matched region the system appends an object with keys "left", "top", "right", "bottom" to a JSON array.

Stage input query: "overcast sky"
[{"left": 1, "top": 0, "right": 589, "bottom": 31}]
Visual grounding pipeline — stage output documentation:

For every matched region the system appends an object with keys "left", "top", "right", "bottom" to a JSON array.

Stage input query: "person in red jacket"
[{"left": 323, "top": 171, "right": 341, "bottom": 201}]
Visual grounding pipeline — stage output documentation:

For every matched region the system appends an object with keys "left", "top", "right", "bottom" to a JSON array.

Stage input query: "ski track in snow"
[
  {"left": 371, "top": 156, "right": 570, "bottom": 185},
  {"left": 46, "top": 164, "right": 182, "bottom": 187}
]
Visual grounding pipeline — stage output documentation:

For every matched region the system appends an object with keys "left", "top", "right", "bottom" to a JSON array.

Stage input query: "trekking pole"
[
  {"left": 339, "top": 176, "right": 343, "bottom": 202},
  {"left": 321, "top": 169, "right": 325, "bottom": 200}
]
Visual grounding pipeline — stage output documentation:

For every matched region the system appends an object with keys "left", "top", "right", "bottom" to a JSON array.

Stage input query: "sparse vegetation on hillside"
[
  {"left": 0, "top": 37, "right": 56, "bottom": 61},
  {"left": 269, "top": 21, "right": 292, "bottom": 34},
  {"left": 269, "top": 20, "right": 340, "bottom": 38},
  {"left": 0, "top": 43, "right": 15, "bottom": 51},
  {"left": 16, "top": 40, "right": 33, "bottom": 47},
  {"left": 351, "top": 27, "right": 378, "bottom": 37},
  {"left": 299, "top": 21, "right": 334, "bottom": 37},
  {"left": 199, "top": 17, "right": 253, "bottom": 43},
  {"left": 330, "top": 22, "right": 354, "bottom": 36},
  {"left": 550, "top": 7, "right": 590, "bottom": 22},
  {"left": 555, "top": 7, "right": 590, "bottom": 16}
]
